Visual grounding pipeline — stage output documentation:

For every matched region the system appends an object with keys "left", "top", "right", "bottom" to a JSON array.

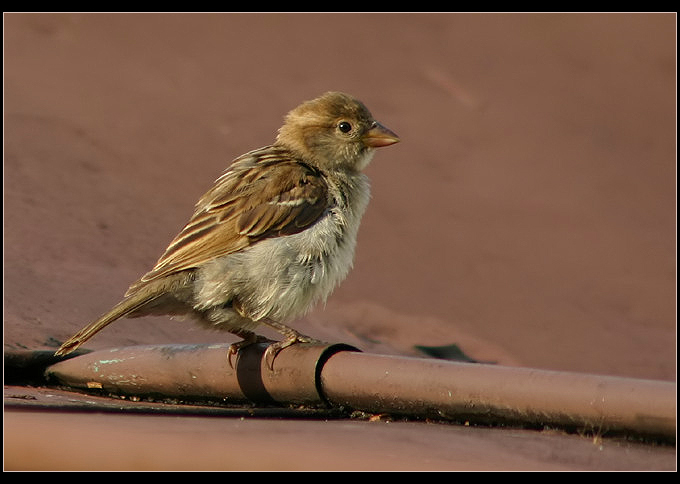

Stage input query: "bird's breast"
[{"left": 195, "top": 172, "right": 371, "bottom": 322}]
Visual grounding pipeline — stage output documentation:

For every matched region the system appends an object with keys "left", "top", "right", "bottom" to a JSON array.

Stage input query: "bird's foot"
[
  {"left": 263, "top": 331, "right": 324, "bottom": 370},
  {"left": 227, "top": 333, "right": 273, "bottom": 369}
]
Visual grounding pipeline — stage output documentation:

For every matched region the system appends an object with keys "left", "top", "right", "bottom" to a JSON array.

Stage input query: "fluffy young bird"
[{"left": 55, "top": 91, "right": 399, "bottom": 368}]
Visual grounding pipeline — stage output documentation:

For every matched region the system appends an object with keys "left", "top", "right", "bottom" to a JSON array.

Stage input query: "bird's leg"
[
  {"left": 227, "top": 328, "right": 273, "bottom": 369},
  {"left": 260, "top": 319, "right": 325, "bottom": 370}
]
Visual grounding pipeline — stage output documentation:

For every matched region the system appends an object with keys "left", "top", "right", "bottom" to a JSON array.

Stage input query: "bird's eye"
[{"left": 338, "top": 121, "right": 352, "bottom": 133}]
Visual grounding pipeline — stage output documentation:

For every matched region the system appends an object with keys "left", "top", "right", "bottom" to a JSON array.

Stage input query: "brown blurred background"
[{"left": 3, "top": 13, "right": 676, "bottom": 470}]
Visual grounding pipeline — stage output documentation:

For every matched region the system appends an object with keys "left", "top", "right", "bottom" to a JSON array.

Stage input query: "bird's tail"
[{"left": 54, "top": 290, "right": 157, "bottom": 357}]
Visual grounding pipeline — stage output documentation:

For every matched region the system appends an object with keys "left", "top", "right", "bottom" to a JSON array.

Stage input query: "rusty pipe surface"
[
  {"left": 43, "top": 344, "right": 675, "bottom": 438},
  {"left": 45, "top": 343, "right": 357, "bottom": 406},
  {"left": 320, "top": 351, "right": 676, "bottom": 438}
]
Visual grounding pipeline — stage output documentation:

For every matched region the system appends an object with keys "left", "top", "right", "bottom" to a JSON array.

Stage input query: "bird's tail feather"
[{"left": 54, "top": 291, "right": 156, "bottom": 357}]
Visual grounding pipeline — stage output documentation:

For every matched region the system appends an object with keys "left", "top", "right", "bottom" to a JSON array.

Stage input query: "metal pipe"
[
  {"left": 43, "top": 343, "right": 675, "bottom": 439},
  {"left": 319, "top": 351, "right": 676, "bottom": 438},
  {"left": 44, "top": 343, "right": 356, "bottom": 406}
]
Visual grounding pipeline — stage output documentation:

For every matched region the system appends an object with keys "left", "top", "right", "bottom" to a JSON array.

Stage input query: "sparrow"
[{"left": 54, "top": 91, "right": 400, "bottom": 368}]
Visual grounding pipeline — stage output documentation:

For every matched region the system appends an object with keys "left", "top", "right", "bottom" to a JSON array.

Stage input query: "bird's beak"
[{"left": 362, "top": 122, "right": 400, "bottom": 148}]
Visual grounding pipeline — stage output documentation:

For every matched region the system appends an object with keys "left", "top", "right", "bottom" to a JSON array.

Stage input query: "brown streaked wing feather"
[
  {"left": 236, "top": 162, "right": 328, "bottom": 238},
  {"left": 126, "top": 147, "right": 329, "bottom": 293}
]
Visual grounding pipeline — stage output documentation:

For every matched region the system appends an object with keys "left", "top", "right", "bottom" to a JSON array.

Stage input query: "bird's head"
[{"left": 276, "top": 91, "right": 399, "bottom": 171}]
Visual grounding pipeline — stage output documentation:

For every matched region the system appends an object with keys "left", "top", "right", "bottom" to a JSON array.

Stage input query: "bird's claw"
[
  {"left": 227, "top": 334, "right": 272, "bottom": 369},
  {"left": 263, "top": 333, "right": 324, "bottom": 370},
  {"left": 227, "top": 330, "right": 324, "bottom": 370}
]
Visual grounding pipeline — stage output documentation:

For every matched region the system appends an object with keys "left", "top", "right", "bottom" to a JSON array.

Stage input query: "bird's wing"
[{"left": 125, "top": 146, "right": 328, "bottom": 295}]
